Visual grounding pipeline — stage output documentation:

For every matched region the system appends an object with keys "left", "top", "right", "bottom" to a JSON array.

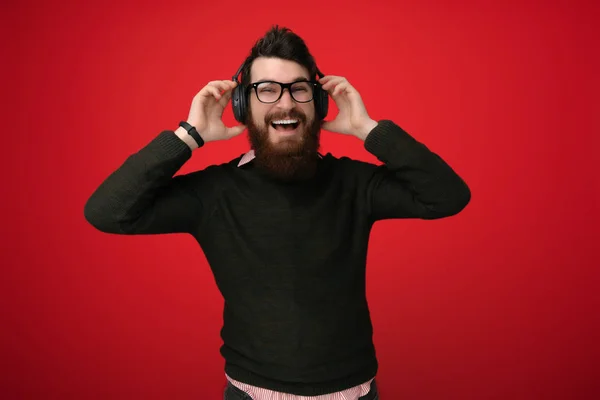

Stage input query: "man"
[{"left": 84, "top": 26, "right": 471, "bottom": 400}]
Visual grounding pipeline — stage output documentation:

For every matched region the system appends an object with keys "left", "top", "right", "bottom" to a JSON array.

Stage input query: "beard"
[{"left": 246, "top": 107, "right": 321, "bottom": 183}]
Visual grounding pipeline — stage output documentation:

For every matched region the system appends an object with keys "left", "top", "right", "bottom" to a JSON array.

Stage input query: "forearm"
[
  {"left": 84, "top": 130, "right": 196, "bottom": 234},
  {"left": 364, "top": 120, "right": 471, "bottom": 219}
]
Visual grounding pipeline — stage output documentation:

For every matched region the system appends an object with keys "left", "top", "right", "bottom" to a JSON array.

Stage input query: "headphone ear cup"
[
  {"left": 232, "top": 83, "right": 247, "bottom": 123},
  {"left": 315, "top": 85, "right": 329, "bottom": 120}
]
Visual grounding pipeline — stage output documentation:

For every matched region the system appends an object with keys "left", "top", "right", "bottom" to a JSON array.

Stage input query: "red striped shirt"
[{"left": 226, "top": 374, "right": 374, "bottom": 399}]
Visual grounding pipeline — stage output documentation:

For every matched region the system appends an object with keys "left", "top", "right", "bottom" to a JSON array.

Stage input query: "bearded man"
[{"left": 84, "top": 25, "right": 471, "bottom": 400}]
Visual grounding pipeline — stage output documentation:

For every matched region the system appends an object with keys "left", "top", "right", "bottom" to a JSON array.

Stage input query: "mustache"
[{"left": 264, "top": 109, "right": 306, "bottom": 125}]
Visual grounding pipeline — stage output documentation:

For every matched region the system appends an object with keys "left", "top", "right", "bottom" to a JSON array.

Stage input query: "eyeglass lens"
[{"left": 256, "top": 81, "right": 314, "bottom": 103}]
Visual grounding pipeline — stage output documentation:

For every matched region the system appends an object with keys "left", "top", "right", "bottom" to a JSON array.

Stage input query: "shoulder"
[
  {"left": 172, "top": 154, "right": 246, "bottom": 186},
  {"left": 320, "top": 152, "right": 382, "bottom": 174},
  {"left": 320, "top": 152, "right": 392, "bottom": 192}
]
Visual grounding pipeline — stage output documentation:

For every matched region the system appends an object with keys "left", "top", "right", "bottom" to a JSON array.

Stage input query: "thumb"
[{"left": 226, "top": 124, "right": 246, "bottom": 139}]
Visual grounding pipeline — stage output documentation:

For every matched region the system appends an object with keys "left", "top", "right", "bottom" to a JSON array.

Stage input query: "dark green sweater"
[{"left": 84, "top": 120, "right": 470, "bottom": 396}]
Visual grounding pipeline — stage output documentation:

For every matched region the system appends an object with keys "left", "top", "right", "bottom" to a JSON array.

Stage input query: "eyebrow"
[{"left": 255, "top": 76, "right": 310, "bottom": 83}]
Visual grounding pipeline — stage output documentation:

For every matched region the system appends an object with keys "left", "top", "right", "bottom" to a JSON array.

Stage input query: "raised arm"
[
  {"left": 362, "top": 120, "right": 471, "bottom": 221},
  {"left": 84, "top": 80, "right": 247, "bottom": 234},
  {"left": 318, "top": 75, "right": 470, "bottom": 221}
]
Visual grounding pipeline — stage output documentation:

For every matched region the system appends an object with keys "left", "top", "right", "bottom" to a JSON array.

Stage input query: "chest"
[{"left": 200, "top": 184, "right": 369, "bottom": 265}]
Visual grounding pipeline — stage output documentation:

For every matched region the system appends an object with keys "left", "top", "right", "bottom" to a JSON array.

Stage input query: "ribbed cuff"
[
  {"left": 363, "top": 120, "right": 417, "bottom": 162},
  {"left": 144, "top": 130, "right": 193, "bottom": 163}
]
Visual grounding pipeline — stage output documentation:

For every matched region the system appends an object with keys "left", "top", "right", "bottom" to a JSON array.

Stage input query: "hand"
[
  {"left": 319, "top": 75, "right": 378, "bottom": 139},
  {"left": 186, "top": 80, "right": 246, "bottom": 143}
]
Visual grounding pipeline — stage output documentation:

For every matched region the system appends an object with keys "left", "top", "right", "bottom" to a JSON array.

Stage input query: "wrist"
[
  {"left": 354, "top": 119, "right": 378, "bottom": 141},
  {"left": 175, "top": 126, "right": 199, "bottom": 150}
]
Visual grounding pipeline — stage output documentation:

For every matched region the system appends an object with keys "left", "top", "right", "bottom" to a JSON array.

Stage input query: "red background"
[{"left": 2, "top": 0, "right": 599, "bottom": 398}]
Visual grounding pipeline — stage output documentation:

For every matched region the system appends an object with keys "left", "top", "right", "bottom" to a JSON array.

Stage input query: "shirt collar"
[
  {"left": 238, "top": 150, "right": 323, "bottom": 167},
  {"left": 237, "top": 150, "right": 256, "bottom": 167}
]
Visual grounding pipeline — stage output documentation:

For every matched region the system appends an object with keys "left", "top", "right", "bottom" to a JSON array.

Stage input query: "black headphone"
[{"left": 231, "top": 61, "right": 329, "bottom": 124}]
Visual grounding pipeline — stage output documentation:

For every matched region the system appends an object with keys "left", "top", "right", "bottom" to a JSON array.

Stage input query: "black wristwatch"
[{"left": 178, "top": 121, "right": 205, "bottom": 147}]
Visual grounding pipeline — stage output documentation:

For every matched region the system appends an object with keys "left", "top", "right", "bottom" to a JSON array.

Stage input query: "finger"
[
  {"left": 208, "top": 80, "right": 237, "bottom": 93},
  {"left": 320, "top": 77, "right": 341, "bottom": 91},
  {"left": 321, "top": 120, "right": 336, "bottom": 132},
  {"left": 318, "top": 75, "right": 340, "bottom": 84},
  {"left": 332, "top": 82, "right": 352, "bottom": 97},
  {"left": 199, "top": 86, "right": 222, "bottom": 101},
  {"left": 226, "top": 124, "right": 246, "bottom": 138},
  {"left": 319, "top": 75, "right": 343, "bottom": 83},
  {"left": 321, "top": 77, "right": 347, "bottom": 93},
  {"left": 218, "top": 89, "right": 234, "bottom": 108}
]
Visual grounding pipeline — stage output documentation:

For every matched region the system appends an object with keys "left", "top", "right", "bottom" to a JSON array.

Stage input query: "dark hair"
[{"left": 239, "top": 25, "right": 319, "bottom": 88}]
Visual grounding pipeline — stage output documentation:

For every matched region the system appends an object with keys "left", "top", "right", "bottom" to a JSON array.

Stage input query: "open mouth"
[{"left": 270, "top": 119, "right": 300, "bottom": 132}]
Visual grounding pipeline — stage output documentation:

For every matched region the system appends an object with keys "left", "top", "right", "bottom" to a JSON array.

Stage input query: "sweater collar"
[{"left": 238, "top": 150, "right": 323, "bottom": 167}]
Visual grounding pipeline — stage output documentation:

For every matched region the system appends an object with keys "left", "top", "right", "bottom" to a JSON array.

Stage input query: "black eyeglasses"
[{"left": 250, "top": 80, "right": 319, "bottom": 104}]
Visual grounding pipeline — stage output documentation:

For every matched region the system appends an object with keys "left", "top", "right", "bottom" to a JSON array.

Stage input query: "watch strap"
[{"left": 178, "top": 121, "right": 205, "bottom": 147}]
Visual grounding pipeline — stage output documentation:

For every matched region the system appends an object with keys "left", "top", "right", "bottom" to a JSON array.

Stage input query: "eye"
[{"left": 292, "top": 82, "right": 311, "bottom": 92}]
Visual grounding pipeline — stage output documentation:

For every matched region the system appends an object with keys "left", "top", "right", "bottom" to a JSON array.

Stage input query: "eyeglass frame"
[{"left": 248, "top": 79, "right": 321, "bottom": 104}]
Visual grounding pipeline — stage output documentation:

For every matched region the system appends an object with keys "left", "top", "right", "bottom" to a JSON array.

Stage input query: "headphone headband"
[{"left": 232, "top": 62, "right": 244, "bottom": 82}]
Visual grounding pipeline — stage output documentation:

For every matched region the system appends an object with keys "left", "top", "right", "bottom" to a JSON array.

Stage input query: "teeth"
[{"left": 272, "top": 119, "right": 298, "bottom": 125}]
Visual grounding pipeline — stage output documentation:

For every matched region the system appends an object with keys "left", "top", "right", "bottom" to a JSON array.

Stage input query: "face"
[{"left": 246, "top": 57, "right": 321, "bottom": 182}]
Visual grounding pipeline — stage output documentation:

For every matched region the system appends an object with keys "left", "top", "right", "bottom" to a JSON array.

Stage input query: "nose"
[{"left": 276, "top": 88, "right": 295, "bottom": 109}]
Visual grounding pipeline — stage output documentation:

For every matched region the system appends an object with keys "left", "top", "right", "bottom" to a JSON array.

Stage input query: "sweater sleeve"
[
  {"left": 362, "top": 120, "right": 471, "bottom": 221},
  {"left": 84, "top": 130, "right": 209, "bottom": 235}
]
